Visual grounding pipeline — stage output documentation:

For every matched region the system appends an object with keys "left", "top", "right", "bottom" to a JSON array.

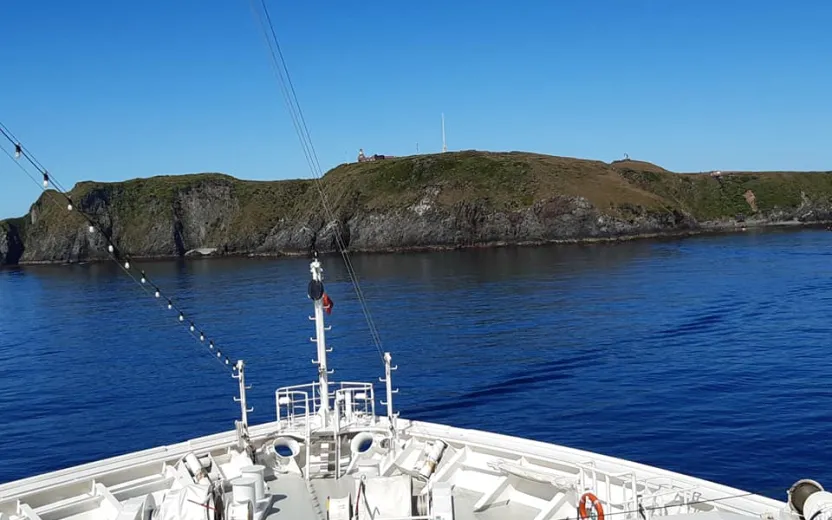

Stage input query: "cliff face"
[
  {"left": 3, "top": 151, "right": 832, "bottom": 265},
  {"left": 0, "top": 218, "right": 24, "bottom": 266}
]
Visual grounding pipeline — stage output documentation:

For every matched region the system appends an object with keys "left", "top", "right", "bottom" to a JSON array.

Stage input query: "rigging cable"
[
  {"left": 0, "top": 124, "right": 236, "bottom": 374},
  {"left": 247, "top": 0, "right": 386, "bottom": 362}
]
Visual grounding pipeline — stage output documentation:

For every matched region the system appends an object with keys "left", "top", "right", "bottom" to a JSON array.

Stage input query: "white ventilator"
[
  {"left": 272, "top": 437, "right": 300, "bottom": 463},
  {"left": 350, "top": 431, "right": 378, "bottom": 456},
  {"left": 343, "top": 432, "right": 386, "bottom": 475}
]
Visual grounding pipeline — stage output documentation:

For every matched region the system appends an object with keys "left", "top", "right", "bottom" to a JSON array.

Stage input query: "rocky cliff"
[
  {"left": 0, "top": 218, "right": 25, "bottom": 265},
  {"left": 3, "top": 151, "right": 832, "bottom": 265}
]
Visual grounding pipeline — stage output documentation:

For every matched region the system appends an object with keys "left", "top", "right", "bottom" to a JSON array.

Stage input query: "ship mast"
[{"left": 308, "top": 253, "right": 332, "bottom": 425}]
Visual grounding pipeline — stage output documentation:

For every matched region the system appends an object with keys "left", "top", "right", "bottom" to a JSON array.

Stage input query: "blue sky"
[{"left": 1, "top": 0, "right": 831, "bottom": 218}]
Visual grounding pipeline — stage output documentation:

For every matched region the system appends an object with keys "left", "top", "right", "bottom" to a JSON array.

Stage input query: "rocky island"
[{"left": 3, "top": 150, "right": 832, "bottom": 266}]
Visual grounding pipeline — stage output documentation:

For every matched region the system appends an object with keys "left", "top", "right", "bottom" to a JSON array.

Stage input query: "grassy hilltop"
[{"left": 2, "top": 150, "right": 832, "bottom": 265}]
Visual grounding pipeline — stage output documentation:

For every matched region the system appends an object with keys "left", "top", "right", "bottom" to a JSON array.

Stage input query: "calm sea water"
[{"left": 2, "top": 228, "right": 832, "bottom": 499}]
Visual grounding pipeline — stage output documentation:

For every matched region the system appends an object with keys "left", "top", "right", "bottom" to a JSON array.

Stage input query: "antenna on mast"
[{"left": 441, "top": 113, "right": 447, "bottom": 153}]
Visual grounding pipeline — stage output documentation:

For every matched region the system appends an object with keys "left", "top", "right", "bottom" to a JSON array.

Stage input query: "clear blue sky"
[{"left": 1, "top": 0, "right": 831, "bottom": 218}]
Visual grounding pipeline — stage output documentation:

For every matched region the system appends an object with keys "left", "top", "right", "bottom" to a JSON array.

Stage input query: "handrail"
[{"left": 275, "top": 381, "right": 377, "bottom": 433}]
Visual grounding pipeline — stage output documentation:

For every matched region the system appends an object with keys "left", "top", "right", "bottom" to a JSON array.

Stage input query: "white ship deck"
[{"left": 0, "top": 412, "right": 795, "bottom": 520}]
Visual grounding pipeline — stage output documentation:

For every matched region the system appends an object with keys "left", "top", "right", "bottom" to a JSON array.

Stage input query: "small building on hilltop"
[{"left": 357, "top": 148, "right": 394, "bottom": 162}]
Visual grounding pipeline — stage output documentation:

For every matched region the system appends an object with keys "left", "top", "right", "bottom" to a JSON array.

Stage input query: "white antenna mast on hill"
[{"left": 442, "top": 113, "right": 447, "bottom": 153}]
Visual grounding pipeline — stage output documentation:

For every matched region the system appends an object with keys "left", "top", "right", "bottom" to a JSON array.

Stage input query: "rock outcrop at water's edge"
[
  {"left": 0, "top": 219, "right": 24, "bottom": 266},
  {"left": 3, "top": 151, "right": 832, "bottom": 265}
]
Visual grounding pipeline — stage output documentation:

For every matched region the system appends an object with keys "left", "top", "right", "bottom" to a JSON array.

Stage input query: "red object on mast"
[{"left": 322, "top": 293, "right": 333, "bottom": 315}]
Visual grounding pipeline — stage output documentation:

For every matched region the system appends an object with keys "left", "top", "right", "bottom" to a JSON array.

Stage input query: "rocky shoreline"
[
  {"left": 2, "top": 214, "right": 828, "bottom": 267},
  {"left": 4, "top": 152, "right": 832, "bottom": 266}
]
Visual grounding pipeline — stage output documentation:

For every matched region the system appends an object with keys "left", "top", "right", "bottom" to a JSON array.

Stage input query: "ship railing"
[
  {"left": 275, "top": 381, "right": 377, "bottom": 431},
  {"left": 333, "top": 383, "right": 377, "bottom": 429},
  {"left": 275, "top": 389, "right": 312, "bottom": 431},
  {"left": 575, "top": 463, "right": 705, "bottom": 519},
  {"left": 576, "top": 461, "right": 636, "bottom": 517}
]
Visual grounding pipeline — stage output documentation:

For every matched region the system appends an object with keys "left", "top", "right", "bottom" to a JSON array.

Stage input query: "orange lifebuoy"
[{"left": 578, "top": 492, "right": 605, "bottom": 520}]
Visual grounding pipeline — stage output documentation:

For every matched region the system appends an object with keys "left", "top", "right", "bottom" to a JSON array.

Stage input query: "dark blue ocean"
[{"left": 2, "top": 228, "right": 832, "bottom": 500}]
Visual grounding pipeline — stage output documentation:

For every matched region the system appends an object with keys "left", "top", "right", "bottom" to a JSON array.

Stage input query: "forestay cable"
[
  {"left": 247, "top": 0, "right": 386, "bottom": 362},
  {"left": 0, "top": 124, "right": 236, "bottom": 374}
]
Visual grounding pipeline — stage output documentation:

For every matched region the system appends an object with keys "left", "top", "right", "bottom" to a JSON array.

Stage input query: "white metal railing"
[
  {"left": 575, "top": 463, "right": 714, "bottom": 519},
  {"left": 275, "top": 381, "right": 377, "bottom": 429},
  {"left": 476, "top": 459, "right": 727, "bottom": 520},
  {"left": 334, "top": 383, "right": 376, "bottom": 425},
  {"left": 275, "top": 381, "right": 380, "bottom": 481},
  {"left": 275, "top": 389, "right": 311, "bottom": 430}
]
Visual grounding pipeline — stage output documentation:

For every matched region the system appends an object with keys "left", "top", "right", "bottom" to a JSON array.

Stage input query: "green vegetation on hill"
[
  {"left": 616, "top": 165, "right": 832, "bottom": 220},
  {"left": 317, "top": 151, "right": 667, "bottom": 214},
  {"left": 3, "top": 150, "right": 832, "bottom": 264},
  {"left": 33, "top": 174, "right": 313, "bottom": 251},
  {"left": 10, "top": 150, "right": 832, "bottom": 228},
  {"left": 0, "top": 215, "right": 26, "bottom": 232}
]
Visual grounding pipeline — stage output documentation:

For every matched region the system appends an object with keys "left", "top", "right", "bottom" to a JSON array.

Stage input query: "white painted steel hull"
[{"left": 0, "top": 417, "right": 793, "bottom": 520}]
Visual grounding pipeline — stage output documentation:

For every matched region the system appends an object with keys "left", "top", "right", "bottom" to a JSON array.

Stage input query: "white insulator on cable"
[{"left": 108, "top": 245, "right": 114, "bottom": 253}]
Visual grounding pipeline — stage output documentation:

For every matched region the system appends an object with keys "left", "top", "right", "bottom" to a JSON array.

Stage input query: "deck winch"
[
  {"left": 789, "top": 479, "right": 825, "bottom": 517},
  {"left": 789, "top": 479, "right": 832, "bottom": 520}
]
